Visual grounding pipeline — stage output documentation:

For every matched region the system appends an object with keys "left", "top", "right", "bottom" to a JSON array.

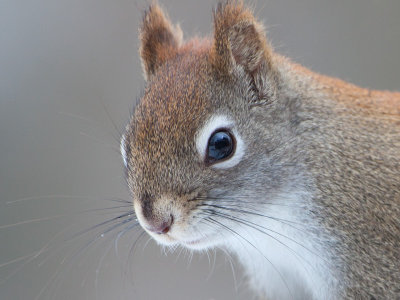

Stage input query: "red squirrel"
[{"left": 121, "top": 2, "right": 400, "bottom": 299}]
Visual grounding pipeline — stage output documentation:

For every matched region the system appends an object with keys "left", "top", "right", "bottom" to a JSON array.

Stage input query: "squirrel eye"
[{"left": 206, "top": 130, "right": 235, "bottom": 164}]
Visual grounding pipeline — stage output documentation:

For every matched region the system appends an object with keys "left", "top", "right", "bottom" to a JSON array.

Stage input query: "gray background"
[{"left": 1, "top": 0, "right": 399, "bottom": 299}]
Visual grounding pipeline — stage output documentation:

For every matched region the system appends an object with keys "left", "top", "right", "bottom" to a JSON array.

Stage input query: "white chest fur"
[{"left": 224, "top": 193, "right": 338, "bottom": 300}]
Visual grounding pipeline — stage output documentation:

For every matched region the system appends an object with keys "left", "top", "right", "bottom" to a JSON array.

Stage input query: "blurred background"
[{"left": 0, "top": 0, "right": 399, "bottom": 299}]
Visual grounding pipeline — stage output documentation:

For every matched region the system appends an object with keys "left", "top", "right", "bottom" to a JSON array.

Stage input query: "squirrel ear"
[
  {"left": 139, "top": 4, "right": 183, "bottom": 81},
  {"left": 211, "top": 2, "right": 277, "bottom": 96}
]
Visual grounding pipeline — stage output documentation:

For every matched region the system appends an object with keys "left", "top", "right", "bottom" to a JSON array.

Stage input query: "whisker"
[
  {"left": 0, "top": 215, "right": 66, "bottom": 230},
  {"left": 95, "top": 237, "right": 115, "bottom": 300},
  {"left": 57, "top": 111, "right": 98, "bottom": 123},
  {"left": 58, "top": 108, "right": 122, "bottom": 152},
  {"left": 142, "top": 235, "right": 153, "bottom": 252},
  {"left": 205, "top": 248, "right": 217, "bottom": 282},
  {"left": 202, "top": 204, "right": 312, "bottom": 248},
  {"left": 187, "top": 249, "right": 194, "bottom": 269},
  {"left": 218, "top": 246, "right": 238, "bottom": 292},
  {"left": 79, "top": 131, "right": 120, "bottom": 153},
  {"left": 126, "top": 230, "right": 147, "bottom": 283},
  {"left": 114, "top": 222, "right": 141, "bottom": 261},
  {"left": 34, "top": 260, "right": 64, "bottom": 300},
  {"left": 0, "top": 206, "right": 134, "bottom": 231},
  {"left": 107, "top": 198, "right": 132, "bottom": 205},
  {"left": 0, "top": 224, "right": 75, "bottom": 285},
  {"left": 204, "top": 248, "right": 212, "bottom": 270},
  {"left": 6, "top": 209, "right": 135, "bottom": 275},
  {"left": 36, "top": 214, "right": 135, "bottom": 269},
  {"left": 204, "top": 216, "right": 294, "bottom": 300},
  {"left": 64, "top": 216, "right": 138, "bottom": 264},
  {"left": 198, "top": 203, "right": 305, "bottom": 231},
  {"left": 41, "top": 217, "right": 139, "bottom": 300},
  {"left": 67, "top": 211, "right": 135, "bottom": 241},
  {"left": 201, "top": 209, "right": 316, "bottom": 274},
  {"left": 100, "top": 100, "right": 124, "bottom": 145},
  {"left": 1, "top": 213, "right": 135, "bottom": 293},
  {"left": 0, "top": 253, "right": 34, "bottom": 269},
  {"left": 175, "top": 245, "right": 185, "bottom": 263},
  {"left": 221, "top": 207, "right": 326, "bottom": 263},
  {"left": 6, "top": 194, "right": 99, "bottom": 205},
  {"left": 194, "top": 195, "right": 305, "bottom": 209}
]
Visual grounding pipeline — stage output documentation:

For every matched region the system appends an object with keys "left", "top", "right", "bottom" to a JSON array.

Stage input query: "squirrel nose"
[{"left": 145, "top": 215, "right": 174, "bottom": 234}]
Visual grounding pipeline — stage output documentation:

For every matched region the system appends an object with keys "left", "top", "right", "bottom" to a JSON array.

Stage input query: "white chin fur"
[
  {"left": 195, "top": 114, "right": 245, "bottom": 169},
  {"left": 149, "top": 233, "right": 178, "bottom": 246},
  {"left": 222, "top": 192, "right": 338, "bottom": 300},
  {"left": 179, "top": 235, "right": 223, "bottom": 251},
  {"left": 150, "top": 232, "right": 220, "bottom": 251}
]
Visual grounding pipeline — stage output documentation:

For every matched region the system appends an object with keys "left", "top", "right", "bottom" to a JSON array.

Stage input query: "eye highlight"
[{"left": 206, "top": 129, "right": 235, "bottom": 164}]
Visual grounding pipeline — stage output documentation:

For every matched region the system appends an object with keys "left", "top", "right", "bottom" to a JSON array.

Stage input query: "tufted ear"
[
  {"left": 211, "top": 1, "right": 278, "bottom": 100},
  {"left": 139, "top": 4, "right": 183, "bottom": 81}
]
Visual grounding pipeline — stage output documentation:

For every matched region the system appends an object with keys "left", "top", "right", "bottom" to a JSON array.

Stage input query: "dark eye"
[{"left": 206, "top": 129, "right": 235, "bottom": 164}]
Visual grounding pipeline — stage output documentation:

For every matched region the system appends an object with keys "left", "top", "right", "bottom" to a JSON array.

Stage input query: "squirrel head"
[{"left": 122, "top": 1, "right": 299, "bottom": 249}]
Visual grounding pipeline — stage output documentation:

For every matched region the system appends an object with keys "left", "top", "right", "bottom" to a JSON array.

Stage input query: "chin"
[
  {"left": 178, "top": 235, "right": 223, "bottom": 251},
  {"left": 180, "top": 241, "right": 215, "bottom": 251},
  {"left": 148, "top": 232, "right": 178, "bottom": 247},
  {"left": 150, "top": 231, "right": 221, "bottom": 251}
]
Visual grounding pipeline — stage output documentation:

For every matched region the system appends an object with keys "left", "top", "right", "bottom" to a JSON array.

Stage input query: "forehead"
[
  {"left": 129, "top": 52, "right": 213, "bottom": 167},
  {"left": 141, "top": 53, "right": 211, "bottom": 122}
]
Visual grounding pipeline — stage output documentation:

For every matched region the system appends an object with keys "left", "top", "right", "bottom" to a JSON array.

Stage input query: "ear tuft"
[
  {"left": 211, "top": 1, "right": 274, "bottom": 76},
  {"left": 139, "top": 4, "right": 183, "bottom": 80}
]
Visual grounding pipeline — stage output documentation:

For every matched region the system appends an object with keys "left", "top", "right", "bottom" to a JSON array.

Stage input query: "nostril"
[
  {"left": 160, "top": 223, "right": 170, "bottom": 234},
  {"left": 159, "top": 214, "right": 174, "bottom": 234},
  {"left": 147, "top": 215, "right": 174, "bottom": 234}
]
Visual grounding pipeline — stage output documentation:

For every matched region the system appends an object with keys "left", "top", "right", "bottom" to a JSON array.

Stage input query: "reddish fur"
[{"left": 125, "top": 1, "right": 400, "bottom": 298}]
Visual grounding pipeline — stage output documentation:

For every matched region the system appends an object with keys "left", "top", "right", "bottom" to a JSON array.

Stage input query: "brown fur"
[
  {"left": 123, "top": 1, "right": 400, "bottom": 298},
  {"left": 139, "top": 4, "right": 183, "bottom": 81}
]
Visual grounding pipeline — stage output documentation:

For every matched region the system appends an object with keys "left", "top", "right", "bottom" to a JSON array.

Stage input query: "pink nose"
[{"left": 145, "top": 216, "right": 173, "bottom": 234}]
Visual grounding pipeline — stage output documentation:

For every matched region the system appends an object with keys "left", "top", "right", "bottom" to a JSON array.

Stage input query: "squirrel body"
[{"left": 121, "top": 2, "right": 400, "bottom": 299}]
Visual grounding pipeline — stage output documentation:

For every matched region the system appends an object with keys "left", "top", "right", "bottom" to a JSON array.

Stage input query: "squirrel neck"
[
  {"left": 271, "top": 54, "right": 400, "bottom": 298},
  {"left": 274, "top": 53, "right": 400, "bottom": 116}
]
